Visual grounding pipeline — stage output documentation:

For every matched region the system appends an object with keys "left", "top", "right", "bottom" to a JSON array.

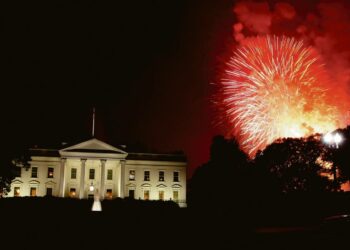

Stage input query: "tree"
[
  {"left": 188, "top": 135, "right": 253, "bottom": 240},
  {"left": 253, "top": 135, "right": 335, "bottom": 194},
  {"left": 0, "top": 157, "right": 16, "bottom": 197},
  {"left": 0, "top": 150, "right": 30, "bottom": 197},
  {"left": 188, "top": 135, "right": 249, "bottom": 207}
]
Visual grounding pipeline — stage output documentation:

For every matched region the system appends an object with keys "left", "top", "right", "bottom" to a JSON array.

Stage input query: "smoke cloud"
[{"left": 232, "top": 0, "right": 350, "bottom": 127}]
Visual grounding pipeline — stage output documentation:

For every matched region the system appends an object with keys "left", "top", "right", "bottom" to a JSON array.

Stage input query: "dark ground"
[{"left": 2, "top": 196, "right": 350, "bottom": 250}]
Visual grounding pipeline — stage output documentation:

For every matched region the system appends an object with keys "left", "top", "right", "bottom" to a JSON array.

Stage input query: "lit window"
[
  {"left": 30, "top": 187, "right": 37, "bottom": 197},
  {"left": 159, "top": 171, "right": 164, "bottom": 182},
  {"left": 173, "top": 172, "right": 179, "bottom": 182},
  {"left": 14, "top": 187, "right": 20, "bottom": 197},
  {"left": 129, "top": 170, "right": 135, "bottom": 181},
  {"left": 128, "top": 189, "right": 135, "bottom": 199},
  {"left": 159, "top": 190, "right": 164, "bottom": 200},
  {"left": 106, "top": 189, "right": 112, "bottom": 199},
  {"left": 144, "top": 190, "right": 150, "bottom": 200},
  {"left": 69, "top": 188, "right": 76, "bottom": 198},
  {"left": 144, "top": 171, "right": 150, "bottom": 181},
  {"left": 89, "top": 169, "right": 95, "bottom": 180},
  {"left": 46, "top": 188, "right": 53, "bottom": 196},
  {"left": 173, "top": 190, "right": 179, "bottom": 202},
  {"left": 107, "top": 169, "right": 113, "bottom": 180},
  {"left": 31, "top": 167, "right": 38, "bottom": 178},
  {"left": 71, "top": 168, "right": 77, "bottom": 179},
  {"left": 48, "top": 167, "right": 54, "bottom": 178}
]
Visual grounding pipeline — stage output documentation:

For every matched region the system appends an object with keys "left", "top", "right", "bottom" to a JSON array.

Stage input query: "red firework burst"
[{"left": 216, "top": 35, "right": 346, "bottom": 156}]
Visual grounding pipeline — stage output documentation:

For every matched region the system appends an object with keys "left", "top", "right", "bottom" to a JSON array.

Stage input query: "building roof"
[
  {"left": 64, "top": 148, "right": 124, "bottom": 154},
  {"left": 28, "top": 138, "right": 186, "bottom": 162},
  {"left": 126, "top": 152, "right": 187, "bottom": 162},
  {"left": 60, "top": 138, "right": 127, "bottom": 155},
  {"left": 29, "top": 148, "right": 60, "bottom": 157}
]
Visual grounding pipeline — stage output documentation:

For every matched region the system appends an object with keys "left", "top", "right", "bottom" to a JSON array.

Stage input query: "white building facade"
[{"left": 7, "top": 138, "right": 187, "bottom": 207}]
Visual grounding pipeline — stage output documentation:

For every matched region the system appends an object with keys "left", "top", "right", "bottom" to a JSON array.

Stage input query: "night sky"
[{"left": 2, "top": 1, "right": 235, "bottom": 176}]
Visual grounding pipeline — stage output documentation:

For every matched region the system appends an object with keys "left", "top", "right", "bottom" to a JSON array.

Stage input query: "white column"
[
  {"left": 79, "top": 159, "right": 87, "bottom": 199},
  {"left": 59, "top": 158, "right": 66, "bottom": 197},
  {"left": 119, "top": 160, "right": 125, "bottom": 198},
  {"left": 100, "top": 159, "right": 106, "bottom": 199}
]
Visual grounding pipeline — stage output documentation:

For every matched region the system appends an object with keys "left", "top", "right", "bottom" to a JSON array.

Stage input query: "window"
[
  {"left": 46, "top": 188, "right": 53, "bottom": 196},
  {"left": 173, "top": 171, "right": 179, "bottom": 182},
  {"left": 30, "top": 187, "right": 36, "bottom": 197},
  {"left": 14, "top": 167, "right": 21, "bottom": 177},
  {"left": 71, "top": 168, "right": 77, "bottom": 179},
  {"left": 47, "top": 167, "right": 54, "bottom": 178},
  {"left": 14, "top": 187, "right": 20, "bottom": 197},
  {"left": 31, "top": 167, "right": 38, "bottom": 178},
  {"left": 128, "top": 189, "right": 135, "bottom": 199},
  {"left": 159, "top": 190, "right": 164, "bottom": 200},
  {"left": 144, "top": 190, "right": 150, "bottom": 200},
  {"left": 173, "top": 190, "right": 179, "bottom": 202},
  {"left": 89, "top": 169, "right": 95, "bottom": 180},
  {"left": 106, "top": 189, "right": 112, "bottom": 199},
  {"left": 69, "top": 188, "right": 76, "bottom": 198},
  {"left": 144, "top": 171, "right": 150, "bottom": 181},
  {"left": 159, "top": 171, "right": 164, "bottom": 182},
  {"left": 129, "top": 170, "right": 135, "bottom": 181},
  {"left": 107, "top": 169, "right": 113, "bottom": 180}
]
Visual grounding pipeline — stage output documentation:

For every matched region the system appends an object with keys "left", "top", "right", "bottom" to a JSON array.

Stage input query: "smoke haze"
[{"left": 232, "top": 0, "right": 350, "bottom": 128}]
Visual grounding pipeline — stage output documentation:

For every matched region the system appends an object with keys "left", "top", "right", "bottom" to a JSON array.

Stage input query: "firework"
[{"left": 217, "top": 35, "right": 342, "bottom": 156}]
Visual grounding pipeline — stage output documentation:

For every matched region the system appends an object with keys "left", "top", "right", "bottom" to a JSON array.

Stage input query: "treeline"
[{"left": 188, "top": 128, "right": 350, "bottom": 226}]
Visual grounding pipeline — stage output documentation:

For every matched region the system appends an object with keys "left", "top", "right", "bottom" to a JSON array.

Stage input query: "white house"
[{"left": 7, "top": 138, "right": 187, "bottom": 207}]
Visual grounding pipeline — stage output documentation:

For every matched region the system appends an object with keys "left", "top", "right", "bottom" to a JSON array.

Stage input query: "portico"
[{"left": 58, "top": 138, "right": 127, "bottom": 199}]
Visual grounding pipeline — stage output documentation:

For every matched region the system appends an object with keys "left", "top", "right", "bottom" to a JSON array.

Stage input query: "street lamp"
[
  {"left": 323, "top": 132, "right": 333, "bottom": 144},
  {"left": 322, "top": 132, "right": 343, "bottom": 188},
  {"left": 333, "top": 133, "right": 343, "bottom": 148},
  {"left": 323, "top": 132, "right": 343, "bottom": 148}
]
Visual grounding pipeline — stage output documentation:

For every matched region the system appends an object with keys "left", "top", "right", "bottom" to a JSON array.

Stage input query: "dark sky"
[{"left": 2, "top": 0, "right": 235, "bottom": 176}]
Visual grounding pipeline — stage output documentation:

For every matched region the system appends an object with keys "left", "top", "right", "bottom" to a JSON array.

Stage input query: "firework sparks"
[{"left": 217, "top": 35, "right": 344, "bottom": 156}]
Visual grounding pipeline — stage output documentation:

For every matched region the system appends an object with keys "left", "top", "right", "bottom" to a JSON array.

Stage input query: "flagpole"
[{"left": 92, "top": 107, "right": 95, "bottom": 137}]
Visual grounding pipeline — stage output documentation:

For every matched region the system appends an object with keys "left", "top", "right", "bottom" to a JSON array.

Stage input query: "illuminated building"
[{"left": 7, "top": 138, "right": 187, "bottom": 207}]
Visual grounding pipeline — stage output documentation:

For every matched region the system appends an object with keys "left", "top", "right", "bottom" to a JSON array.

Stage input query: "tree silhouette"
[
  {"left": 0, "top": 159, "right": 15, "bottom": 197},
  {"left": 253, "top": 136, "right": 334, "bottom": 194},
  {"left": 0, "top": 149, "right": 30, "bottom": 197},
  {"left": 188, "top": 135, "right": 249, "bottom": 208}
]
